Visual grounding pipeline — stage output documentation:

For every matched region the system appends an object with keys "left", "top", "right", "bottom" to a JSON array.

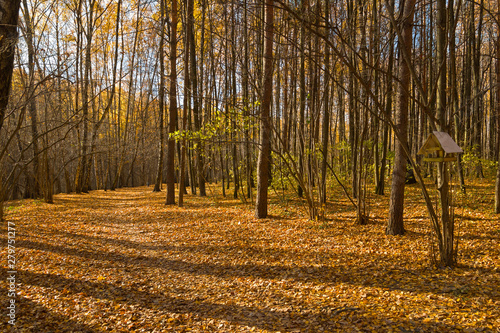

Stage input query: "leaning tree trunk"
[
  {"left": 387, "top": 0, "right": 416, "bottom": 235},
  {"left": 255, "top": 0, "right": 274, "bottom": 218}
]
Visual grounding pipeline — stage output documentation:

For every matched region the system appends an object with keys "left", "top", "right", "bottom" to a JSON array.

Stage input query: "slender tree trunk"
[
  {"left": 179, "top": 0, "right": 191, "bottom": 207},
  {"left": 495, "top": 0, "right": 500, "bottom": 214},
  {"left": 166, "top": 0, "right": 178, "bottom": 205},
  {"left": 473, "top": 0, "right": 484, "bottom": 178},
  {"left": 187, "top": 0, "right": 205, "bottom": 197},
  {"left": 21, "top": 0, "right": 41, "bottom": 199},
  {"left": 297, "top": 2, "right": 307, "bottom": 199},
  {"left": 320, "top": 0, "right": 330, "bottom": 205},
  {"left": 348, "top": 0, "right": 359, "bottom": 200},
  {"left": 255, "top": 0, "right": 274, "bottom": 218},
  {"left": 154, "top": 0, "right": 166, "bottom": 192},
  {"left": 387, "top": 0, "right": 416, "bottom": 235},
  {"left": 449, "top": 0, "right": 466, "bottom": 192},
  {"left": 463, "top": 1, "right": 473, "bottom": 152},
  {"left": 436, "top": 0, "right": 454, "bottom": 267},
  {"left": 75, "top": 0, "right": 95, "bottom": 194},
  {"left": 375, "top": 0, "right": 394, "bottom": 196},
  {"left": 230, "top": 0, "right": 240, "bottom": 199},
  {"left": 243, "top": 0, "right": 253, "bottom": 200}
]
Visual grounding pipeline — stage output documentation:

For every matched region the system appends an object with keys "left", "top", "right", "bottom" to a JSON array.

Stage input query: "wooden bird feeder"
[{"left": 417, "top": 131, "right": 463, "bottom": 162}]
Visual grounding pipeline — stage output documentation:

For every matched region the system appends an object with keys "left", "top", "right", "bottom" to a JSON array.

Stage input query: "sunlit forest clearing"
[
  {"left": 2, "top": 0, "right": 500, "bottom": 331},
  {"left": 1, "top": 179, "right": 499, "bottom": 332}
]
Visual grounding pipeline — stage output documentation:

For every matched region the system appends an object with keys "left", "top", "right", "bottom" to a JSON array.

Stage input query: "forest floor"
[{"left": 1, "top": 178, "right": 499, "bottom": 332}]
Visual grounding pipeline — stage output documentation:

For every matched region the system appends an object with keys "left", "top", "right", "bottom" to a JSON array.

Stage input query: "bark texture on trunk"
[
  {"left": 0, "top": 0, "right": 21, "bottom": 221},
  {"left": 496, "top": 0, "right": 500, "bottom": 214},
  {"left": 0, "top": 0, "right": 21, "bottom": 134},
  {"left": 387, "top": 0, "right": 416, "bottom": 235},
  {"left": 255, "top": 0, "right": 274, "bottom": 218},
  {"left": 166, "top": 0, "right": 178, "bottom": 205}
]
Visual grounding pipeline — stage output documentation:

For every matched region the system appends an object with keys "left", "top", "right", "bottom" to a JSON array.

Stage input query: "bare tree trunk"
[
  {"left": 0, "top": 0, "right": 21, "bottom": 220},
  {"left": 387, "top": 0, "right": 416, "bottom": 235},
  {"left": 297, "top": 1, "right": 307, "bottom": 199},
  {"left": 472, "top": 0, "right": 484, "bottom": 178},
  {"left": 255, "top": 0, "right": 274, "bottom": 218},
  {"left": 436, "top": 0, "right": 454, "bottom": 267},
  {"left": 165, "top": 0, "right": 178, "bottom": 205},
  {"left": 179, "top": 0, "right": 191, "bottom": 207},
  {"left": 21, "top": 0, "right": 40, "bottom": 199},
  {"left": 154, "top": 0, "right": 166, "bottom": 192},
  {"left": 348, "top": 0, "right": 358, "bottom": 200},
  {"left": 243, "top": 0, "right": 253, "bottom": 200},
  {"left": 187, "top": 0, "right": 205, "bottom": 197},
  {"left": 77, "top": 0, "right": 96, "bottom": 193},
  {"left": 0, "top": 0, "right": 21, "bottom": 135},
  {"left": 320, "top": 0, "right": 330, "bottom": 205},
  {"left": 496, "top": 0, "right": 500, "bottom": 214},
  {"left": 449, "top": 0, "right": 466, "bottom": 192},
  {"left": 375, "top": 0, "right": 394, "bottom": 196}
]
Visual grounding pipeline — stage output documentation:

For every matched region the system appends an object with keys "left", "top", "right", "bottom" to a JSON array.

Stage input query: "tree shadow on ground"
[
  {"left": 6, "top": 267, "right": 475, "bottom": 333},
  {"left": 0, "top": 294, "right": 97, "bottom": 333},
  {"left": 16, "top": 237, "right": 499, "bottom": 300}
]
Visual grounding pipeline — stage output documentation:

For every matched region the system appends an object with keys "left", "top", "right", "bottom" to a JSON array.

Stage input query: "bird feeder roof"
[{"left": 417, "top": 131, "right": 463, "bottom": 155}]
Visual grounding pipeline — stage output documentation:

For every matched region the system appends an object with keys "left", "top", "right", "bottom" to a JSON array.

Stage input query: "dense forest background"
[{"left": 1, "top": 0, "right": 500, "bottom": 259}]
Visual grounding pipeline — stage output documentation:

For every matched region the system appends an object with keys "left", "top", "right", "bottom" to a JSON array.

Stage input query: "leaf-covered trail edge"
[{"left": 1, "top": 181, "right": 499, "bottom": 332}]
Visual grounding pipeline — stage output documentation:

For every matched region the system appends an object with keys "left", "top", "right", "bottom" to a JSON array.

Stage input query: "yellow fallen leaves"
[{"left": 0, "top": 180, "right": 498, "bottom": 332}]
